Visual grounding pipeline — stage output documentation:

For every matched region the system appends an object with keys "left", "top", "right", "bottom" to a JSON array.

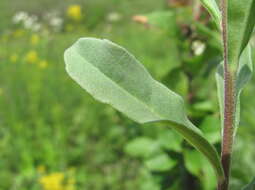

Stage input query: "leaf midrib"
[{"left": 71, "top": 46, "right": 177, "bottom": 124}]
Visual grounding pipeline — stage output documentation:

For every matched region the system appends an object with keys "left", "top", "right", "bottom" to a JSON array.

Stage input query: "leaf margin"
[{"left": 64, "top": 37, "right": 225, "bottom": 181}]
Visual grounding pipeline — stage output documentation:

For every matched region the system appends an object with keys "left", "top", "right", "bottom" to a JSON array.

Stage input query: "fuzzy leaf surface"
[{"left": 64, "top": 38, "right": 224, "bottom": 180}]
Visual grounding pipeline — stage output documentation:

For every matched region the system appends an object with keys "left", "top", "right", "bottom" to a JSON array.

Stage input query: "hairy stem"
[
  {"left": 218, "top": 0, "right": 235, "bottom": 189},
  {"left": 218, "top": 71, "right": 235, "bottom": 190}
]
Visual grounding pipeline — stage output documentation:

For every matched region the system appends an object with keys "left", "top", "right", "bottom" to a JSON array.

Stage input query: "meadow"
[{"left": 0, "top": 0, "right": 255, "bottom": 190}]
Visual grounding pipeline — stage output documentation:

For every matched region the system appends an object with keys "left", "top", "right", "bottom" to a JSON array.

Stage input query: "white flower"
[
  {"left": 107, "top": 12, "right": 122, "bottom": 22},
  {"left": 12, "top": 11, "right": 29, "bottom": 24},
  {"left": 49, "top": 17, "right": 63, "bottom": 28},
  {"left": 192, "top": 40, "right": 206, "bottom": 56},
  {"left": 13, "top": 11, "right": 41, "bottom": 31},
  {"left": 23, "top": 16, "right": 38, "bottom": 29},
  {"left": 44, "top": 11, "right": 63, "bottom": 31}
]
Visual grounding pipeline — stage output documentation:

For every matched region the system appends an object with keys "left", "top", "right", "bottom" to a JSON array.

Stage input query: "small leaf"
[
  {"left": 234, "top": 45, "right": 253, "bottom": 132},
  {"left": 124, "top": 137, "right": 161, "bottom": 158},
  {"left": 199, "top": 0, "right": 221, "bottom": 28},
  {"left": 184, "top": 150, "right": 203, "bottom": 176},
  {"left": 158, "top": 130, "right": 183, "bottom": 152},
  {"left": 193, "top": 101, "right": 214, "bottom": 112},
  {"left": 162, "top": 69, "right": 188, "bottom": 97},
  {"left": 184, "top": 150, "right": 217, "bottom": 190},
  {"left": 145, "top": 153, "right": 177, "bottom": 172},
  {"left": 215, "top": 62, "right": 224, "bottom": 130},
  {"left": 200, "top": 116, "right": 221, "bottom": 144},
  {"left": 216, "top": 45, "right": 253, "bottom": 133},
  {"left": 139, "top": 169, "right": 161, "bottom": 190},
  {"left": 242, "top": 177, "right": 255, "bottom": 190},
  {"left": 64, "top": 38, "right": 224, "bottom": 180},
  {"left": 140, "top": 181, "right": 161, "bottom": 190},
  {"left": 227, "top": 0, "right": 255, "bottom": 70}
]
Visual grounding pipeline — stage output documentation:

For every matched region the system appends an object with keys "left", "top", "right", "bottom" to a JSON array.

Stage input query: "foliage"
[
  {"left": 1, "top": 0, "right": 255, "bottom": 190},
  {"left": 227, "top": 0, "right": 255, "bottom": 72},
  {"left": 242, "top": 177, "right": 255, "bottom": 190},
  {"left": 65, "top": 0, "right": 255, "bottom": 189}
]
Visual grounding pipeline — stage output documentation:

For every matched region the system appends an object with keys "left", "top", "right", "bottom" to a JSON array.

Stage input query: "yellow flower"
[
  {"left": 30, "top": 34, "right": 40, "bottom": 45},
  {"left": 39, "top": 172, "right": 65, "bottom": 190},
  {"left": 38, "top": 171, "right": 77, "bottom": 190},
  {"left": 67, "top": 5, "right": 82, "bottom": 21},
  {"left": 38, "top": 60, "right": 48, "bottom": 69},
  {"left": 25, "top": 50, "right": 38, "bottom": 63},
  {"left": 10, "top": 54, "right": 18, "bottom": 63}
]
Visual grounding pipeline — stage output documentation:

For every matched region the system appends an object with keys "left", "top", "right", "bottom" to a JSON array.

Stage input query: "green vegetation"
[{"left": 0, "top": 0, "right": 255, "bottom": 190}]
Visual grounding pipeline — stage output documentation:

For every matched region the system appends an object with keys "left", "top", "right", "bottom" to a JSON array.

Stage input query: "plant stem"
[
  {"left": 218, "top": 0, "right": 235, "bottom": 189},
  {"left": 218, "top": 71, "right": 234, "bottom": 190}
]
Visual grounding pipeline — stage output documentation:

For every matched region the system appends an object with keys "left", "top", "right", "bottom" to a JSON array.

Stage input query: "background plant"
[{"left": 1, "top": 0, "right": 255, "bottom": 190}]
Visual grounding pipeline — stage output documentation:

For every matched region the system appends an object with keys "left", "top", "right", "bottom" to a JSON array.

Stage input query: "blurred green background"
[{"left": 0, "top": 0, "right": 254, "bottom": 190}]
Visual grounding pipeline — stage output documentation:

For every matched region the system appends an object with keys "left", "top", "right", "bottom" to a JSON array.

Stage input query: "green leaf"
[
  {"left": 193, "top": 101, "right": 214, "bottom": 112},
  {"left": 140, "top": 180, "right": 161, "bottom": 190},
  {"left": 215, "top": 63, "right": 224, "bottom": 130},
  {"left": 216, "top": 45, "right": 253, "bottom": 133},
  {"left": 184, "top": 150, "right": 203, "bottom": 176},
  {"left": 139, "top": 169, "right": 161, "bottom": 190},
  {"left": 199, "top": 0, "right": 221, "bottom": 28},
  {"left": 234, "top": 45, "right": 253, "bottom": 132},
  {"left": 200, "top": 116, "right": 221, "bottom": 144},
  {"left": 124, "top": 137, "right": 161, "bottom": 158},
  {"left": 158, "top": 130, "right": 183, "bottom": 152},
  {"left": 145, "top": 153, "right": 177, "bottom": 172},
  {"left": 64, "top": 37, "right": 224, "bottom": 180},
  {"left": 227, "top": 0, "right": 255, "bottom": 70},
  {"left": 242, "top": 177, "right": 255, "bottom": 190},
  {"left": 162, "top": 69, "right": 188, "bottom": 97},
  {"left": 184, "top": 150, "right": 217, "bottom": 190}
]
